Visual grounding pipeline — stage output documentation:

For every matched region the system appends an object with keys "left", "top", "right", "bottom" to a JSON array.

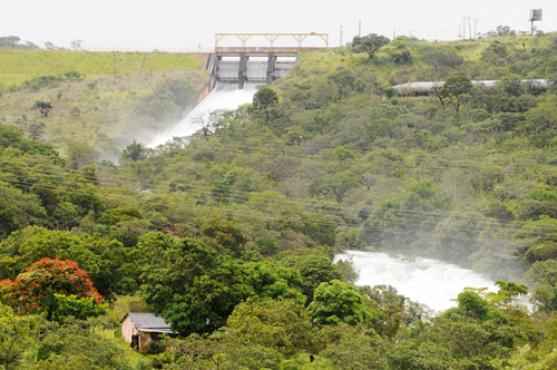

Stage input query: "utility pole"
[
  {"left": 339, "top": 25, "right": 344, "bottom": 47},
  {"left": 358, "top": 20, "right": 362, "bottom": 37},
  {"left": 468, "top": 17, "right": 473, "bottom": 39}
]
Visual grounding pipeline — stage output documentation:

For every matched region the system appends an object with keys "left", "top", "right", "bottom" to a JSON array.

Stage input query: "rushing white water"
[
  {"left": 148, "top": 83, "right": 258, "bottom": 148},
  {"left": 335, "top": 250, "right": 496, "bottom": 312}
]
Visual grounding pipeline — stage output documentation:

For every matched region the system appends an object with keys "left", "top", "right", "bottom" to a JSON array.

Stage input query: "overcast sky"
[{"left": 3, "top": 0, "right": 556, "bottom": 51}]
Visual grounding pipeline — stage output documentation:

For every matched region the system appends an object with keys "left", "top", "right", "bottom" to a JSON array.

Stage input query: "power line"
[{"left": 2, "top": 166, "right": 557, "bottom": 239}]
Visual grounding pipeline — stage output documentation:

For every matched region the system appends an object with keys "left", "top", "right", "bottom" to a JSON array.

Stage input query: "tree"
[
  {"left": 33, "top": 101, "right": 53, "bottom": 118},
  {"left": 0, "top": 182, "right": 46, "bottom": 238},
  {"left": 524, "top": 95, "right": 557, "bottom": 147},
  {"left": 283, "top": 254, "right": 341, "bottom": 302},
  {"left": 436, "top": 74, "right": 473, "bottom": 112},
  {"left": 226, "top": 299, "right": 316, "bottom": 356},
  {"left": 0, "top": 303, "right": 40, "bottom": 370},
  {"left": 352, "top": 34, "right": 390, "bottom": 60},
  {"left": 252, "top": 86, "right": 280, "bottom": 124},
  {"left": 495, "top": 25, "right": 515, "bottom": 37},
  {"left": 391, "top": 48, "right": 413, "bottom": 65},
  {"left": 49, "top": 294, "right": 106, "bottom": 321},
  {"left": 388, "top": 340, "right": 455, "bottom": 370},
  {"left": 0, "top": 125, "right": 58, "bottom": 157},
  {"left": 319, "top": 324, "right": 388, "bottom": 370},
  {"left": 456, "top": 290, "right": 490, "bottom": 320},
  {"left": 482, "top": 41, "right": 509, "bottom": 65},
  {"left": 0, "top": 258, "right": 102, "bottom": 319},
  {"left": 253, "top": 86, "right": 278, "bottom": 111},
  {"left": 526, "top": 260, "right": 557, "bottom": 311},
  {"left": 0, "top": 226, "right": 128, "bottom": 298},
  {"left": 308, "top": 280, "right": 375, "bottom": 326},
  {"left": 487, "top": 281, "right": 528, "bottom": 307},
  {"left": 141, "top": 238, "right": 304, "bottom": 335},
  {"left": 422, "top": 48, "right": 464, "bottom": 70},
  {"left": 328, "top": 67, "right": 365, "bottom": 99},
  {"left": 200, "top": 216, "right": 247, "bottom": 257},
  {"left": 310, "top": 173, "right": 359, "bottom": 203},
  {"left": 141, "top": 238, "right": 241, "bottom": 334},
  {"left": 121, "top": 141, "right": 148, "bottom": 161},
  {"left": 31, "top": 322, "right": 137, "bottom": 370},
  {"left": 66, "top": 141, "right": 98, "bottom": 169}
]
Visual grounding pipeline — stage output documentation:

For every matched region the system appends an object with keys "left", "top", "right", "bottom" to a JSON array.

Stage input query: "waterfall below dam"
[
  {"left": 147, "top": 83, "right": 259, "bottom": 148},
  {"left": 335, "top": 250, "right": 497, "bottom": 312}
]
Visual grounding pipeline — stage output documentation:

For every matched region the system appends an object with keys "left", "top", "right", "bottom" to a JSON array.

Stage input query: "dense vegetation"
[{"left": 1, "top": 31, "right": 557, "bottom": 369}]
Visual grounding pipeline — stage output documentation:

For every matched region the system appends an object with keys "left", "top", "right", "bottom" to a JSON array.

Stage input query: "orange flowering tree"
[{"left": 0, "top": 258, "right": 102, "bottom": 319}]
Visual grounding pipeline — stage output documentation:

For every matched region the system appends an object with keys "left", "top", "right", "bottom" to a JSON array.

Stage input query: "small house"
[{"left": 121, "top": 312, "right": 175, "bottom": 352}]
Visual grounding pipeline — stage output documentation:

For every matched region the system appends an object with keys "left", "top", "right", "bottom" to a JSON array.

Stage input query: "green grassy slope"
[
  {"left": 0, "top": 49, "right": 204, "bottom": 88},
  {"left": 0, "top": 49, "right": 208, "bottom": 158}
]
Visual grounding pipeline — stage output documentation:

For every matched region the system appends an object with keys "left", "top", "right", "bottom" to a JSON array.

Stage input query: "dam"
[
  {"left": 147, "top": 33, "right": 328, "bottom": 147},
  {"left": 207, "top": 33, "right": 329, "bottom": 89}
]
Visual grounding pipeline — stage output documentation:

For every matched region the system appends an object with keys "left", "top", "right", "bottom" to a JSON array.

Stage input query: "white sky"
[{"left": 2, "top": 0, "right": 556, "bottom": 51}]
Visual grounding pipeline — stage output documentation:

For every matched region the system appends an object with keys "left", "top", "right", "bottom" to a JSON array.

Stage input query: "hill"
[
  {"left": 1, "top": 32, "right": 557, "bottom": 369},
  {"left": 0, "top": 49, "right": 207, "bottom": 159}
]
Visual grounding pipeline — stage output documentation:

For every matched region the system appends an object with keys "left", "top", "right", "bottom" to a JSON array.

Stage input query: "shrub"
[
  {"left": 422, "top": 48, "right": 464, "bottom": 69},
  {"left": 526, "top": 242, "right": 557, "bottom": 263},
  {"left": 0, "top": 258, "right": 102, "bottom": 318}
]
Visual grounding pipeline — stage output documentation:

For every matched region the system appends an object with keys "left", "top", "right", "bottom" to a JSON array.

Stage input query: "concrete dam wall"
[{"left": 207, "top": 53, "right": 297, "bottom": 89}]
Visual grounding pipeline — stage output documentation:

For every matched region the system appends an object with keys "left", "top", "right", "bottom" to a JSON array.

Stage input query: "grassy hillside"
[
  {"left": 2, "top": 33, "right": 557, "bottom": 369},
  {"left": 296, "top": 33, "right": 557, "bottom": 88},
  {"left": 0, "top": 49, "right": 207, "bottom": 159},
  {"left": 0, "top": 49, "right": 204, "bottom": 88}
]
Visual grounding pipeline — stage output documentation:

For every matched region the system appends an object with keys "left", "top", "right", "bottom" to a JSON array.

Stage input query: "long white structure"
[{"left": 393, "top": 79, "right": 553, "bottom": 96}]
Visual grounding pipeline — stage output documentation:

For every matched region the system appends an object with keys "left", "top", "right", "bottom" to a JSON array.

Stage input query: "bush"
[
  {"left": 63, "top": 71, "right": 82, "bottom": 80},
  {"left": 526, "top": 242, "right": 557, "bottom": 263},
  {"left": 253, "top": 86, "right": 279, "bottom": 110},
  {"left": 482, "top": 41, "right": 509, "bottom": 65},
  {"left": 51, "top": 294, "right": 106, "bottom": 321},
  {"left": 391, "top": 49, "right": 413, "bottom": 65},
  {"left": 422, "top": 47, "right": 464, "bottom": 69}
]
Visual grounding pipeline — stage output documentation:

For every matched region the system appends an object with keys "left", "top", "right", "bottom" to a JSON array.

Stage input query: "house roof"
[{"left": 125, "top": 312, "right": 175, "bottom": 334}]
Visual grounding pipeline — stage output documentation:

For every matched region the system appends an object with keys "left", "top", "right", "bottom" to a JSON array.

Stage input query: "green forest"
[{"left": 1, "top": 31, "right": 557, "bottom": 369}]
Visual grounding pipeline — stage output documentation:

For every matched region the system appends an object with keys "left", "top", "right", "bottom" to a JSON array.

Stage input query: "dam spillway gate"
[{"left": 207, "top": 33, "right": 329, "bottom": 89}]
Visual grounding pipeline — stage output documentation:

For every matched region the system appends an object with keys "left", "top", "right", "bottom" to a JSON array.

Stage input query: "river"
[
  {"left": 335, "top": 250, "right": 496, "bottom": 312},
  {"left": 146, "top": 84, "right": 498, "bottom": 313}
]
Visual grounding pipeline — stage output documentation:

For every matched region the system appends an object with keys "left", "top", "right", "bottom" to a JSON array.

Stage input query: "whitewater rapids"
[
  {"left": 335, "top": 250, "right": 496, "bottom": 312},
  {"left": 148, "top": 83, "right": 258, "bottom": 148}
]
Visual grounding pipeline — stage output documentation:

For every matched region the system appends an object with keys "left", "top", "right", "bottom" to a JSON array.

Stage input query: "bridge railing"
[
  {"left": 214, "top": 33, "right": 329, "bottom": 50},
  {"left": 214, "top": 46, "right": 325, "bottom": 56}
]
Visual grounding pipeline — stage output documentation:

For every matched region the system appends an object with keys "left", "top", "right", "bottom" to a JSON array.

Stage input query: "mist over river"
[
  {"left": 335, "top": 250, "right": 497, "bottom": 312},
  {"left": 148, "top": 83, "right": 258, "bottom": 148},
  {"left": 146, "top": 81, "right": 498, "bottom": 313}
]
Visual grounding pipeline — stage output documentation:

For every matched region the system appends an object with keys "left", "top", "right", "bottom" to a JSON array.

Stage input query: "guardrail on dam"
[{"left": 207, "top": 33, "right": 328, "bottom": 89}]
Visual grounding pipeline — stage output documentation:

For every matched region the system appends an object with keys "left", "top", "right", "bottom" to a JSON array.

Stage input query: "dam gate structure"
[{"left": 206, "top": 33, "right": 328, "bottom": 90}]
